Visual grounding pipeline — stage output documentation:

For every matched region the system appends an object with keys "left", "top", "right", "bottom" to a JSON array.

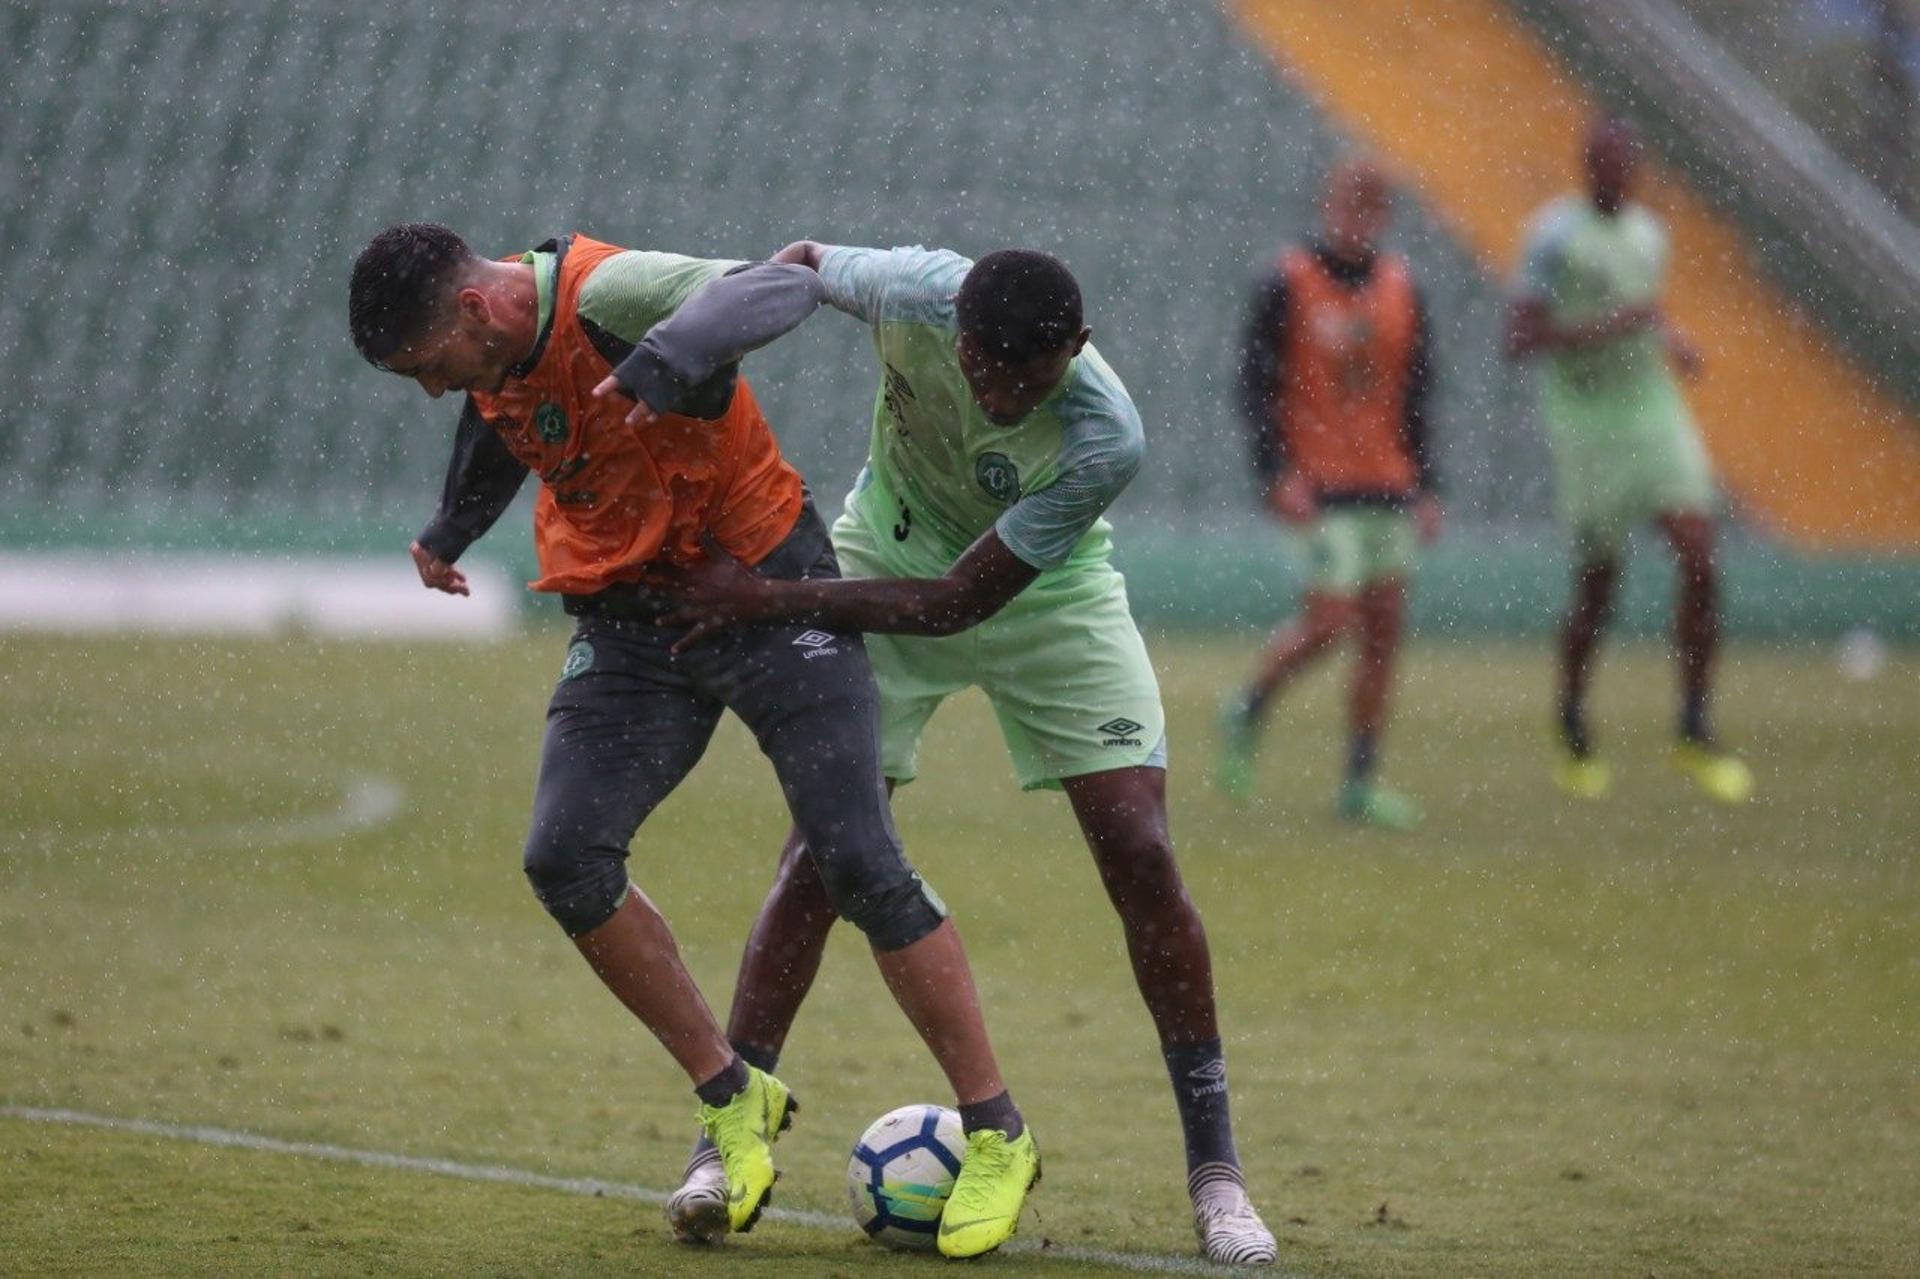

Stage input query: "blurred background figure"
[
  {"left": 1506, "top": 116, "right": 1751, "bottom": 805},
  {"left": 1217, "top": 156, "right": 1441, "bottom": 830}
]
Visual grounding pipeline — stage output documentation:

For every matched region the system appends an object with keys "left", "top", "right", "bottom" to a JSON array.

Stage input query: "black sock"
[
  {"left": 1559, "top": 696, "right": 1592, "bottom": 758},
  {"left": 1681, "top": 687, "right": 1709, "bottom": 744},
  {"left": 1162, "top": 1037, "right": 1240, "bottom": 1176},
  {"left": 693, "top": 1054, "right": 749, "bottom": 1109},
  {"left": 691, "top": 1040, "right": 779, "bottom": 1158},
  {"left": 958, "top": 1091, "right": 1023, "bottom": 1141},
  {"left": 1346, "top": 731, "right": 1377, "bottom": 785}
]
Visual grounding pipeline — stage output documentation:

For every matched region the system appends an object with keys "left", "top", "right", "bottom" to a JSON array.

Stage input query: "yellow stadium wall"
[{"left": 1229, "top": 0, "right": 1920, "bottom": 552}]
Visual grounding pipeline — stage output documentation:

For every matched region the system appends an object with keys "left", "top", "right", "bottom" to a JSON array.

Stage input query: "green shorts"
[
  {"left": 832, "top": 512, "right": 1167, "bottom": 792},
  {"left": 1548, "top": 416, "right": 1714, "bottom": 560},
  {"left": 1298, "top": 509, "right": 1418, "bottom": 596}
]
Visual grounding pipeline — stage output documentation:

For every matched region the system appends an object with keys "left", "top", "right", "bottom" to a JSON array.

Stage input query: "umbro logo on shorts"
[
  {"left": 1098, "top": 716, "right": 1144, "bottom": 747},
  {"left": 792, "top": 629, "right": 840, "bottom": 659}
]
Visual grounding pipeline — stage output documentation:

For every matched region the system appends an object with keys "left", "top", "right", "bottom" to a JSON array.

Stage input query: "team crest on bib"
[
  {"left": 974, "top": 451, "right": 1019, "bottom": 504},
  {"left": 534, "top": 402, "right": 569, "bottom": 444},
  {"left": 560, "top": 640, "right": 594, "bottom": 681}
]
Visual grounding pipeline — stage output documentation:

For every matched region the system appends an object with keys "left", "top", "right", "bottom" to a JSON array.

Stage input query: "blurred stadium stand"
[
  {"left": 0, "top": 0, "right": 1914, "bottom": 638},
  {"left": 1513, "top": 0, "right": 1920, "bottom": 408},
  {"left": 0, "top": 0, "right": 1533, "bottom": 536}
]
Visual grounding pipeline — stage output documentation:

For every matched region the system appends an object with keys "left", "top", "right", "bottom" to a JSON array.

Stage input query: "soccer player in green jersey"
[
  {"left": 1507, "top": 117, "right": 1752, "bottom": 804},
  {"left": 614, "top": 244, "right": 1277, "bottom": 1264}
]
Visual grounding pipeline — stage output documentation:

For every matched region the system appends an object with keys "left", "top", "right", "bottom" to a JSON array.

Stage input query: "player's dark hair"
[
  {"left": 348, "top": 222, "right": 478, "bottom": 367},
  {"left": 955, "top": 249, "right": 1083, "bottom": 363}
]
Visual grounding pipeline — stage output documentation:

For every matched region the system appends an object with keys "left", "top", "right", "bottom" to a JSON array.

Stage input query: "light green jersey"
[
  {"left": 816, "top": 245, "right": 1144, "bottom": 579},
  {"left": 1515, "top": 196, "right": 1695, "bottom": 441}
]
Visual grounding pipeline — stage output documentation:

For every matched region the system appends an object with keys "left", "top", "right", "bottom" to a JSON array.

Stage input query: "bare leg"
[
  {"left": 1349, "top": 577, "right": 1406, "bottom": 745},
  {"left": 723, "top": 826, "right": 840, "bottom": 1058},
  {"left": 1062, "top": 766, "right": 1216, "bottom": 1044},
  {"left": 1657, "top": 512, "right": 1719, "bottom": 742},
  {"left": 724, "top": 782, "right": 1003, "bottom": 1105},
  {"left": 574, "top": 885, "right": 734, "bottom": 1085},
  {"left": 1243, "top": 591, "right": 1358, "bottom": 718},
  {"left": 1064, "top": 764, "right": 1251, "bottom": 1191},
  {"left": 724, "top": 778, "right": 899, "bottom": 1056},
  {"left": 872, "top": 919, "right": 1006, "bottom": 1104},
  {"left": 1559, "top": 555, "right": 1619, "bottom": 754}
]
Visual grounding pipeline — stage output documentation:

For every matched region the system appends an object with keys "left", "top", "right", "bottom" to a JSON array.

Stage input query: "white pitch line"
[
  {"left": 3, "top": 771, "right": 406, "bottom": 852},
  {"left": 2, "top": 1106, "right": 1276, "bottom": 1276}
]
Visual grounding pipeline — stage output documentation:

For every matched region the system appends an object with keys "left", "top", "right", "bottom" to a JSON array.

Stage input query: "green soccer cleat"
[
  {"left": 936, "top": 1126, "right": 1041, "bottom": 1259},
  {"left": 1553, "top": 742, "right": 1612, "bottom": 801},
  {"left": 1336, "top": 779, "right": 1422, "bottom": 830},
  {"left": 1671, "top": 741, "right": 1753, "bottom": 804},
  {"left": 1215, "top": 699, "right": 1259, "bottom": 803},
  {"left": 696, "top": 1066, "right": 797, "bottom": 1235}
]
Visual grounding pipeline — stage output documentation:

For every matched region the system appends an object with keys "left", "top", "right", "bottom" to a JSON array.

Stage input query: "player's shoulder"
[
  {"left": 582, "top": 248, "right": 740, "bottom": 286},
  {"left": 1620, "top": 201, "right": 1669, "bottom": 245},
  {"left": 1058, "top": 343, "right": 1144, "bottom": 459},
  {"left": 1523, "top": 194, "right": 1585, "bottom": 249}
]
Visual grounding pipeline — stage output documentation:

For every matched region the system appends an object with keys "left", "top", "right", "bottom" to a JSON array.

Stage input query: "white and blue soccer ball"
[{"left": 846, "top": 1103, "right": 966, "bottom": 1250}]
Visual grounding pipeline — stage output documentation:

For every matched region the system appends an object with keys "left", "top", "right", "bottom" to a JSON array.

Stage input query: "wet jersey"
[
  {"left": 1271, "top": 247, "right": 1422, "bottom": 498},
  {"left": 816, "top": 244, "right": 1144, "bottom": 578},
  {"left": 1516, "top": 196, "right": 1695, "bottom": 441},
  {"left": 419, "top": 235, "right": 804, "bottom": 595}
]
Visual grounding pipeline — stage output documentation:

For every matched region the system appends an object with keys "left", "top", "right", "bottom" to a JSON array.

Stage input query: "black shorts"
[{"left": 520, "top": 506, "right": 947, "bottom": 949}]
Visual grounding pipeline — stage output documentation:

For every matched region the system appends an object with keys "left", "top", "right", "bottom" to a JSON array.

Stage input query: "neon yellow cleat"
[
  {"left": 1671, "top": 741, "right": 1753, "bottom": 804},
  {"left": 1335, "top": 780, "right": 1422, "bottom": 830},
  {"left": 1215, "top": 701, "right": 1257, "bottom": 803},
  {"left": 1553, "top": 744, "right": 1612, "bottom": 800},
  {"left": 936, "top": 1126, "right": 1041, "bottom": 1259},
  {"left": 697, "top": 1066, "right": 796, "bottom": 1235}
]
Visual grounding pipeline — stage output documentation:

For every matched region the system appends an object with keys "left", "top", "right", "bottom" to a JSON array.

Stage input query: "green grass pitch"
[{"left": 2, "top": 629, "right": 1915, "bottom": 1275}]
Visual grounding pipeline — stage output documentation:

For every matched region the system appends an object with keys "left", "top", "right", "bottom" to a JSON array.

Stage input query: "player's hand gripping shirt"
[
  {"left": 817, "top": 245, "right": 1145, "bottom": 579},
  {"left": 1515, "top": 197, "right": 1695, "bottom": 442}
]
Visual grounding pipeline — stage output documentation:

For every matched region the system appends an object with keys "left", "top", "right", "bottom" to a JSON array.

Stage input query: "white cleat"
[
  {"left": 1191, "top": 1165, "right": 1278, "bottom": 1266},
  {"left": 666, "top": 1146, "right": 730, "bottom": 1244}
]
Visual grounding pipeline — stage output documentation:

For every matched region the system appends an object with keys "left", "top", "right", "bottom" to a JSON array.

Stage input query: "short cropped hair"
[
  {"left": 955, "top": 249, "right": 1083, "bottom": 363},
  {"left": 348, "top": 223, "right": 477, "bottom": 366}
]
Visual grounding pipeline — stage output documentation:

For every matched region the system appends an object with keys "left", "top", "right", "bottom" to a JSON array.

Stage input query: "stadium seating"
[{"left": 0, "top": 0, "right": 1537, "bottom": 544}]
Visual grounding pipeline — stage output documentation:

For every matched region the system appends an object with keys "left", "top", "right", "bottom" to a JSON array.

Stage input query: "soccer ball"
[{"left": 846, "top": 1103, "right": 966, "bottom": 1250}]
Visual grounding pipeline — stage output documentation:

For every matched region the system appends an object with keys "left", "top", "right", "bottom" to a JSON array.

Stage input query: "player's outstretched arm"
[
  {"left": 658, "top": 528, "right": 1041, "bottom": 649},
  {"left": 590, "top": 261, "right": 827, "bottom": 427}
]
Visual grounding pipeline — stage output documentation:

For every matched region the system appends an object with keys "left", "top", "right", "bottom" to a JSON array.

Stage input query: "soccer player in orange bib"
[
  {"left": 1218, "top": 159, "right": 1442, "bottom": 828},
  {"left": 346, "top": 224, "right": 1037, "bottom": 1257}
]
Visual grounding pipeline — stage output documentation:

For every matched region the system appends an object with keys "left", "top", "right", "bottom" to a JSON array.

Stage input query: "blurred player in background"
[
  {"left": 346, "top": 224, "right": 1038, "bottom": 1257},
  {"left": 641, "top": 241, "right": 1277, "bottom": 1265},
  {"left": 1217, "top": 157, "right": 1441, "bottom": 830},
  {"left": 1507, "top": 117, "right": 1752, "bottom": 804}
]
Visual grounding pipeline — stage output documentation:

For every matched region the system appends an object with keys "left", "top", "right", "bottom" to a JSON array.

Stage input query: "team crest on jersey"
[
  {"left": 974, "top": 451, "right": 1019, "bottom": 504},
  {"left": 559, "top": 640, "right": 594, "bottom": 681},
  {"left": 534, "top": 402, "right": 569, "bottom": 444}
]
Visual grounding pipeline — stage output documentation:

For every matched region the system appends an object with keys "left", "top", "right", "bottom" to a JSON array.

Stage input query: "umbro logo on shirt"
[
  {"left": 1098, "top": 716, "right": 1145, "bottom": 747},
  {"left": 793, "top": 630, "right": 840, "bottom": 659}
]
